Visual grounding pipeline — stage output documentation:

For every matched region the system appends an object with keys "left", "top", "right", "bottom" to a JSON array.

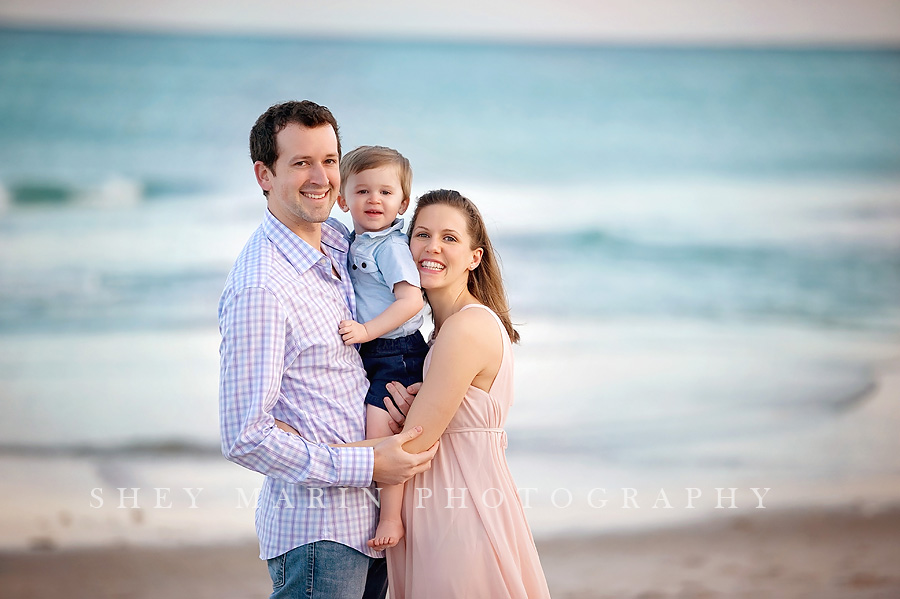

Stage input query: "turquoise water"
[
  {"left": 0, "top": 28, "right": 899, "bottom": 487},
  {"left": 2, "top": 29, "right": 900, "bottom": 189}
]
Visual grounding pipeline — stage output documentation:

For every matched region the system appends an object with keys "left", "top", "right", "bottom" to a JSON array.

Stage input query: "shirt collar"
[
  {"left": 263, "top": 209, "right": 349, "bottom": 274},
  {"left": 352, "top": 218, "right": 406, "bottom": 243}
]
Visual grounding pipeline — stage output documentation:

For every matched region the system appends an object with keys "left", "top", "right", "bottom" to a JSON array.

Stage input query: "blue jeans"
[{"left": 266, "top": 541, "right": 387, "bottom": 599}]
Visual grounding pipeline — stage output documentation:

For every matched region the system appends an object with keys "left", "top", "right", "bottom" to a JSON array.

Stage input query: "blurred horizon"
[
  {"left": 5, "top": 22, "right": 900, "bottom": 51},
  {"left": 1, "top": 0, "right": 899, "bottom": 47}
]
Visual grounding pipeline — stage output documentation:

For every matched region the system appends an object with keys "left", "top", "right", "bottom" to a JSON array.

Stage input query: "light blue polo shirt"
[{"left": 348, "top": 218, "right": 424, "bottom": 339}]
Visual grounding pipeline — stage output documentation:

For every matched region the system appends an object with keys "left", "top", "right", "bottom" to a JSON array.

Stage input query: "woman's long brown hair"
[{"left": 409, "top": 189, "right": 520, "bottom": 343}]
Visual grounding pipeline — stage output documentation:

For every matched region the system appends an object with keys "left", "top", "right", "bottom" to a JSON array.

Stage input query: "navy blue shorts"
[{"left": 360, "top": 331, "right": 429, "bottom": 411}]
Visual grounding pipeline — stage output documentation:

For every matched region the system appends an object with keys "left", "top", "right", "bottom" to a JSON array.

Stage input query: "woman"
[{"left": 384, "top": 189, "right": 550, "bottom": 598}]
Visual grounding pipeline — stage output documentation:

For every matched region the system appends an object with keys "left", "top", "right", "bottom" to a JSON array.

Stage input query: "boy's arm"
[{"left": 340, "top": 281, "right": 423, "bottom": 344}]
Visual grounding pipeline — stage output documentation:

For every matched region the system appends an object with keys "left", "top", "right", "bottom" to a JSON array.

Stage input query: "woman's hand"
[{"left": 385, "top": 381, "right": 421, "bottom": 433}]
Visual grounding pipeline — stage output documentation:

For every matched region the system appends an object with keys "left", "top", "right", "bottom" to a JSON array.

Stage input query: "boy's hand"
[{"left": 339, "top": 319, "right": 371, "bottom": 345}]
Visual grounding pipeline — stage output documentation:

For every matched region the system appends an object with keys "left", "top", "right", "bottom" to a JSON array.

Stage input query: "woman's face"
[{"left": 409, "top": 204, "right": 482, "bottom": 291}]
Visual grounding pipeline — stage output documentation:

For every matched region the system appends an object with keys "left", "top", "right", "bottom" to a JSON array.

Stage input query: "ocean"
[{"left": 1, "top": 28, "right": 899, "bottom": 544}]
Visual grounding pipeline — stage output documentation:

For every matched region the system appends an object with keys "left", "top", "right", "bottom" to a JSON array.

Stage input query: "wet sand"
[{"left": 2, "top": 506, "right": 898, "bottom": 599}]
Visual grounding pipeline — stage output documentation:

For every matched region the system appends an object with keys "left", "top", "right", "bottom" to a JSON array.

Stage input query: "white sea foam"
[{"left": 415, "top": 177, "right": 900, "bottom": 248}]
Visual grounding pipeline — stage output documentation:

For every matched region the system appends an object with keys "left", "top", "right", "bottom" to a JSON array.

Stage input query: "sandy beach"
[
  {"left": 1, "top": 342, "right": 898, "bottom": 598},
  {"left": 2, "top": 505, "right": 898, "bottom": 598},
  {"left": 538, "top": 506, "right": 900, "bottom": 599}
]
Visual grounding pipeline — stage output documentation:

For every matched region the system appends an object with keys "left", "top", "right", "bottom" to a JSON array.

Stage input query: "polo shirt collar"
[{"left": 351, "top": 218, "right": 405, "bottom": 243}]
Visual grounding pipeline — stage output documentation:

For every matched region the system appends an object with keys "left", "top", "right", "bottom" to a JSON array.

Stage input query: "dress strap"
[
  {"left": 457, "top": 303, "right": 512, "bottom": 405},
  {"left": 459, "top": 303, "right": 499, "bottom": 318},
  {"left": 458, "top": 304, "right": 507, "bottom": 338}
]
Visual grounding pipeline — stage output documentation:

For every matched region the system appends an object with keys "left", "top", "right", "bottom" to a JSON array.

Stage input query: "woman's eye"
[{"left": 444, "top": 236, "right": 457, "bottom": 242}]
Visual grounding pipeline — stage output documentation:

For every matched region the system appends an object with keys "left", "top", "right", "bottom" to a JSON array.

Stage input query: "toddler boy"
[{"left": 337, "top": 145, "right": 428, "bottom": 551}]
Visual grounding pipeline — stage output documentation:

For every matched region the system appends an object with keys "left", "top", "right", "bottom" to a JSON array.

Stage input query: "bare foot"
[{"left": 367, "top": 518, "right": 404, "bottom": 551}]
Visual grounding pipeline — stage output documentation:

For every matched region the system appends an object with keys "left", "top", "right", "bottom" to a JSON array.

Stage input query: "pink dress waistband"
[{"left": 443, "top": 427, "right": 508, "bottom": 448}]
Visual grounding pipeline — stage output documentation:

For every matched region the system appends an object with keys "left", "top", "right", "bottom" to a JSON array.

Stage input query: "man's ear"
[
  {"left": 254, "top": 161, "right": 273, "bottom": 194},
  {"left": 336, "top": 193, "right": 349, "bottom": 212}
]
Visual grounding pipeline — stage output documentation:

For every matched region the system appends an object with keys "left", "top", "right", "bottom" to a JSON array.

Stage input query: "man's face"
[{"left": 256, "top": 123, "right": 340, "bottom": 239}]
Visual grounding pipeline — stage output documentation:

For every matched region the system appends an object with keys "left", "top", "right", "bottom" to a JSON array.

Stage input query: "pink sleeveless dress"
[{"left": 386, "top": 304, "right": 551, "bottom": 598}]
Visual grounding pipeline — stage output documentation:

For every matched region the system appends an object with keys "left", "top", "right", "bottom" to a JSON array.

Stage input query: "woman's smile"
[{"left": 419, "top": 259, "right": 445, "bottom": 272}]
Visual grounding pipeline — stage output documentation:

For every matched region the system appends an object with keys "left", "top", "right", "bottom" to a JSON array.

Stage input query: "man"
[{"left": 219, "top": 100, "right": 437, "bottom": 599}]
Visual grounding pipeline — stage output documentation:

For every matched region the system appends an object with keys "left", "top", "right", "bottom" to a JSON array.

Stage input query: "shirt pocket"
[{"left": 349, "top": 249, "right": 378, "bottom": 274}]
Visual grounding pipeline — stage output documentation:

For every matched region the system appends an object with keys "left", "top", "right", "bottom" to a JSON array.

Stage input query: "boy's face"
[{"left": 338, "top": 165, "right": 409, "bottom": 234}]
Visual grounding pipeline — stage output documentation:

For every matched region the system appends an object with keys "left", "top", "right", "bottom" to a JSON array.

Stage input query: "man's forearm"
[{"left": 223, "top": 423, "right": 375, "bottom": 488}]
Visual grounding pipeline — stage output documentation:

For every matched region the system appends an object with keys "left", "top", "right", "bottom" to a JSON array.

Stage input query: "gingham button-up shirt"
[{"left": 219, "top": 210, "right": 379, "bottom": 560}]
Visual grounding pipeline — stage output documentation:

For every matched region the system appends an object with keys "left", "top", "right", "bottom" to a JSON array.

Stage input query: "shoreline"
[{"left": 2, "top": 505, "right": 898, "bottom": 599}]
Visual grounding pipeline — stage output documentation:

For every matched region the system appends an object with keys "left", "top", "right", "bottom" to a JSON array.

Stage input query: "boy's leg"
[
  {"left": 267, "top": 541, "right": 369, "bottom": 599},
  {"left": 371, "top": 480, "right": 404, "bottom": 550},
  {"left": 366, "top": 405, "right": 405, "bottom": 550}
]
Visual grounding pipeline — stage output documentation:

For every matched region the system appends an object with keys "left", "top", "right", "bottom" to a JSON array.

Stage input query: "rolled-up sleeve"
[
  {"left": 219, "top": 286, "right": 374, "bottom": 487},
  {"left": 377, "top": 236, "right": 421, "bottom": 290}
]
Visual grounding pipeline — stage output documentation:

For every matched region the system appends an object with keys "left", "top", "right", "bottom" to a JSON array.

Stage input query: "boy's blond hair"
[{"left": 340, "top": 145, "right": 412, "bottom": 202}]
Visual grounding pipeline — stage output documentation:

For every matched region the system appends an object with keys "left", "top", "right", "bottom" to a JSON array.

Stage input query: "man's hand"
[
  {"left": 274, "top": 419, "right": 301, "bottom": 436},
  {"left": 384, "top": 381, "right": 421, "bottom": 433},
  {"left": 372, "top": 426, "right": 439, "bottom": 485},
  {"left": 339, "top": 319, "right": 370, "bottom": 345}
]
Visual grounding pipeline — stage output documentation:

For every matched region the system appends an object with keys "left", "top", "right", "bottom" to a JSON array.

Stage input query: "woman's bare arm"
[{"left": 396, "top": 307, "right": 502, "bottom": 454}]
